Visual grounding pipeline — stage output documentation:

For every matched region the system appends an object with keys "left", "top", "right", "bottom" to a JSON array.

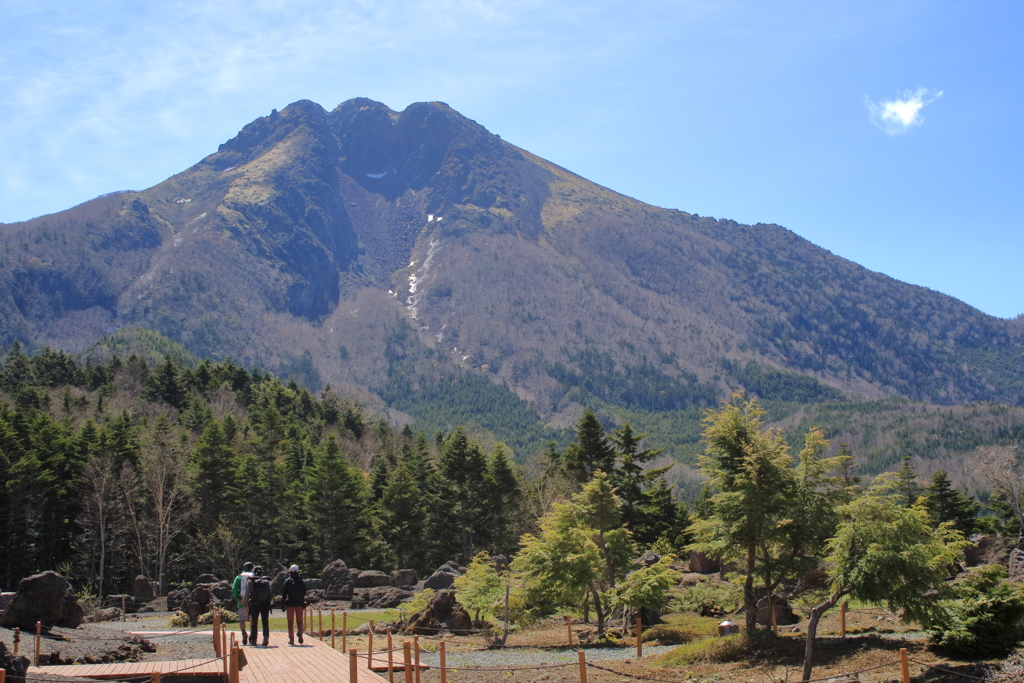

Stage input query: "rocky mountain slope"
[{"left": 2, "top": 97, "right": 1022, "bottom": 460}]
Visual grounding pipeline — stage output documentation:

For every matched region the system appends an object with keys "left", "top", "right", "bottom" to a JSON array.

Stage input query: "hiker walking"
[
  {"left": 231, "top": 562, "right": 255, "bottom": 645},
  {"left": 282, "top": 564, "right": 307, "bottom": 646},
  {"left": 248, "top": 566, "right": 273, "bottom": 647}
]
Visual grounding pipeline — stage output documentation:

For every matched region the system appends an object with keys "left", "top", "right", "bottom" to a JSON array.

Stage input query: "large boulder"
[
  {"left": 359, "top": 586, "right": 415, "bottom": 609},
  {"left": 322, "top": 560, "right": 355, "bottom": 599},
  {"left": 390, "top": 569, "right": 417, "bottom": 588},
  {"left": 104, "top": 595, "right": 149, "bottom": 614},
  {"left": 424, "top": 570, "right": 457, "bottom": 591},
  {"left": 132, "top": 576, "right": 155, "bottom": 600},
  {"left": 688, "top": 551, "right": 720, "bottom": 574},
  {"left": 270, "top": 570, "right": 288, "bottom": 595},
  {"left": 0, "top": 571, "right": 84, "bottom": 629},
  {"left": 196, "top": 573, "right": 219, "bottom": 585},
  {"left": 0, "top": 592, "right": 14, "bottom": 613},
  {"left": 424, "top": 562, "right": 463, "bottom": 590},
  {"left": 355, "top": 571, "right": 392, "bottom": 588},
  {"left": 403, "top": 589, "right": 472, "bottom": 635},
  {"left": 181, "top": 586, "right": 213, "bottom": 623},
  {"left": 755, "top": 596, "right": 798, "bottom": 626},
  {"left": 1, "top": 641, "right": 30, "bottom": 683},
  {"left": 180, "top": 580, "right": 232, "bottom": 622},
  {"left": 305, "top": 578, "right": 324, "bottom": 591},
  {"left": 167, "top": 589, "right": 189, "bottom": 611},
  {"left": 637, "top": 551, "right": 662, "bottom": 567}
]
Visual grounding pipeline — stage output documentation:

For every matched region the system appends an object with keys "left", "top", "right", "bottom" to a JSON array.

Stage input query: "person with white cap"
[{"left": 282, "top": 564, "right": 307, "bottom": 645}]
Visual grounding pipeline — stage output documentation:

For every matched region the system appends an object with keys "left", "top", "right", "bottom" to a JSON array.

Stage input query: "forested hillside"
[{"left": 0, "top": 345, "right": 689, "bottom": 596}]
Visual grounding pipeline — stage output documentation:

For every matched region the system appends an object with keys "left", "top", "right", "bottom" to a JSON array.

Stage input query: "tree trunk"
[
  {"left": 744, "top": 543, "right": 757, "bottom": 633},
  {"left": 590, "top": 583, "right": 606, "bottom": 635},
  {"left": 802, "top": 592, "right": 844, "bottom": 682},
  {"left": 497, "top": 583, "right": 510, "bottom": 647}
]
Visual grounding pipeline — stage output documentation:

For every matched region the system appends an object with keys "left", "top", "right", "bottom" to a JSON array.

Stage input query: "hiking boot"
[
  {"left": 241, "top": 634, "right": 248, "bottom": 646},
  {"left": 262, "top": 638, "right": 269, "bottom": 647},
  {"left": 298, "top": 633, "right": 303, "bottom": 644}
]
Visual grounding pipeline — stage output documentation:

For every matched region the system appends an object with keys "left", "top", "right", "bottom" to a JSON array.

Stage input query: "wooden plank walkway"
[
  {"left": 30, "top": 631, "right": 392, "bottom": 683},
  {"left": 28, "top": 656, "right": 225, "bottom": 679}
]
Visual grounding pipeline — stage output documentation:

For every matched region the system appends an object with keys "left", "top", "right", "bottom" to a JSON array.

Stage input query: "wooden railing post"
[
  {"left": 343, "top": 611, "right": 348, "bottom": 652},
  {"left": 403, "top": 641, "right": 413, "bottom": 683},
  {"left": 319, "top": 606, "right": 324, "bottom": 640},
  {"left": 350, "top": 648, "right": 359, "bottom": 683},
  {"left": 414, "top": 636, "right": 421, "bottom": 683},
  {"left": 213, "top": 608, "right": 221, "bottom": 656},
  {"left": 122, "top": 595, "right": 126, "bottom": 621},
  {"left": 439, "top": 639, "right": 447, "bottom": 683},
  {"left": 12, "top": 627, "right": 19, "bottom": 655},
  {"left": 369, "top": 620, "right": 375, "bottom": 668},
  {"left": 331, "top": 609, "right": 336, "bottom": 649},
  {"left": 578, "top": 650, "right": 588, "bottom": 683},
  {"left": 566, "top": 615, "right": 573, "bottom": 647},
  {"left": 636, "top": 617, "right": 643, "bottom": 658},
  {"left": 35, "top": 621, "right": 41, "bottom": 667},
  {"left": 387, "top": 627, "right": 394, "bottom": 683},
  {"left": 900, "top": 647, "right": 911, "bottom": 683},
  {"left": 840, "top": 602, "right": 847, "bottom": 638},
  {"left": 0, "top": 667, "right": 6, "bottom": 683},
  {"left": 151, "top": 672, "right": 161, "bottom": 683},
  {"left": 230, "top": 646, "right": 240, "bottom": 683}
]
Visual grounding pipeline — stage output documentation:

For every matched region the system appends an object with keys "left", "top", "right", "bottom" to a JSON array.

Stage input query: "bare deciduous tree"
[
  {"left": 79, "top": 448, "right": 117, "bottom": 595},
  {"left": 144, "top": 418, "right": 196, "bottom": 595},
  {"left": 971, "top": 444, "right": 1023, "bottom": 535}
]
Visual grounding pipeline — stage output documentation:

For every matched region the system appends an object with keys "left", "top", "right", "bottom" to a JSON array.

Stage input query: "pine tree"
[
  {"left": 376, "top": 460, "right": 427, "bottom": 570},
  {"left": 191, "top": 420, "right": 237, "bottom": 534},
  {"left": 144, "top": 357, "right": 187, "bottom": 409},
  {"left": 563, "top": 409, "right": 616, "bottom": 485},
  {"left": 306, "top": 438, "right": 369, "bottom": 565},
  {"left": 921, "top": 470, "right": 979, "bottom": 535},
  {"left": 897, "top": 455, "right": 921, "bottom": 507}
]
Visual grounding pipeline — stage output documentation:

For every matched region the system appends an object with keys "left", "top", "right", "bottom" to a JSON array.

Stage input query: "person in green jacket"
[{"left": 231, "top": 562, "right": 255, "bottom": 645}]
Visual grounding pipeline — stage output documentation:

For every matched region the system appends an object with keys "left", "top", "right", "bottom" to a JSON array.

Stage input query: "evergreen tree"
[
  {"left": 688, "top": 394, "right": 797, "bottom": 632},
  {"left": 376, "top": 459, "right": 427, "bottom": 570},
  {"left": 897, "top": 455, "right": 921, "bottom": 507},
  {"left": 435, "top": 429, "right": 492, "bottom": 562},
  {"left": 609, "top": 422, "right": 673, "bottom": 547},
  {"left": 563, "top": 409, "right": 616, "bottom": 485},
  {"left": 921, "top": 470, "right": 980, "bottom": 535},
  {"left": 191, "top": 420, "right": 237, "bottom": 534},
  {"left": 485, "top": 446, "right": 524, "bottom": 555},
  {"left": 144, "top": 357, "right": 187, "bottom": 409},
  {"left": 306, "top": 438, "right": 369, "bottom": 565}
]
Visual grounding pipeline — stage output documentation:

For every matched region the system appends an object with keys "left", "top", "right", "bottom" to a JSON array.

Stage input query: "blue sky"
[{"left": 2, "top": 0, "right": 1021, "bottom": 318}]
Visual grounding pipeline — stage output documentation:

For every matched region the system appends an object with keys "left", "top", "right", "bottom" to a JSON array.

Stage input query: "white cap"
[{"left": 290, "top": 565, "right": 300, "bottom": 572}]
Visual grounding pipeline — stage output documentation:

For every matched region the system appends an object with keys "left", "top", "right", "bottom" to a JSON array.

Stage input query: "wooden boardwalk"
[{"left": 31, "top": 631, "right": 392, "bottom": 683}]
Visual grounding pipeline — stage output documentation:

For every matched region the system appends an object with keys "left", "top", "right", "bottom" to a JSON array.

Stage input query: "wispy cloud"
[{"left": 866, "top": 87, "right": 943, "bottom": 136}]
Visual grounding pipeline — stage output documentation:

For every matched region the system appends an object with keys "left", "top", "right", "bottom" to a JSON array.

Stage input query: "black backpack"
[
  {"left": 251, "top": 576, "right": 272, "bottom": 605},
  {"left": 284, "top": 577, "right": 305, "bottom": 604}
]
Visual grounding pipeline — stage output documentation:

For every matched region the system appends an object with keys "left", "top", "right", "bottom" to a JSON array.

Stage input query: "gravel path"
[{"left": 416, "top": 644, "right": 676, "bottom": 669}]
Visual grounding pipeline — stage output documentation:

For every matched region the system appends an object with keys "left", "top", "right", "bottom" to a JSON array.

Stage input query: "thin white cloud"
[{"left": 866, "top": 87, "right": 943, "bottom": 136}]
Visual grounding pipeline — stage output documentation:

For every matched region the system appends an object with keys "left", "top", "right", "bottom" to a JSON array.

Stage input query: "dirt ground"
[{"left": 4, "top": 610, "right": 1008, "bottom": 683}]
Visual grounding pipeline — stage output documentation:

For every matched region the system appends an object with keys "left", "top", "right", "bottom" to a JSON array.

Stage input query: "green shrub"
[
  {"left": 656, "top": 633, "right": 748, "bottom": 666},
  {"left": 642, "top": 624, "right": 696, "bottom": 645},
  {"left": 197, "top": 610, "right": 238, "bottom": 624},
  {"left": 671, "top": 579, "right": 742, "bottom": 617},
  {"left": 928, "top": 565, "right": 1024, "bottom": 658},
  {"left": 168, "top": 611, "right": 193, "bottom": 628}
]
